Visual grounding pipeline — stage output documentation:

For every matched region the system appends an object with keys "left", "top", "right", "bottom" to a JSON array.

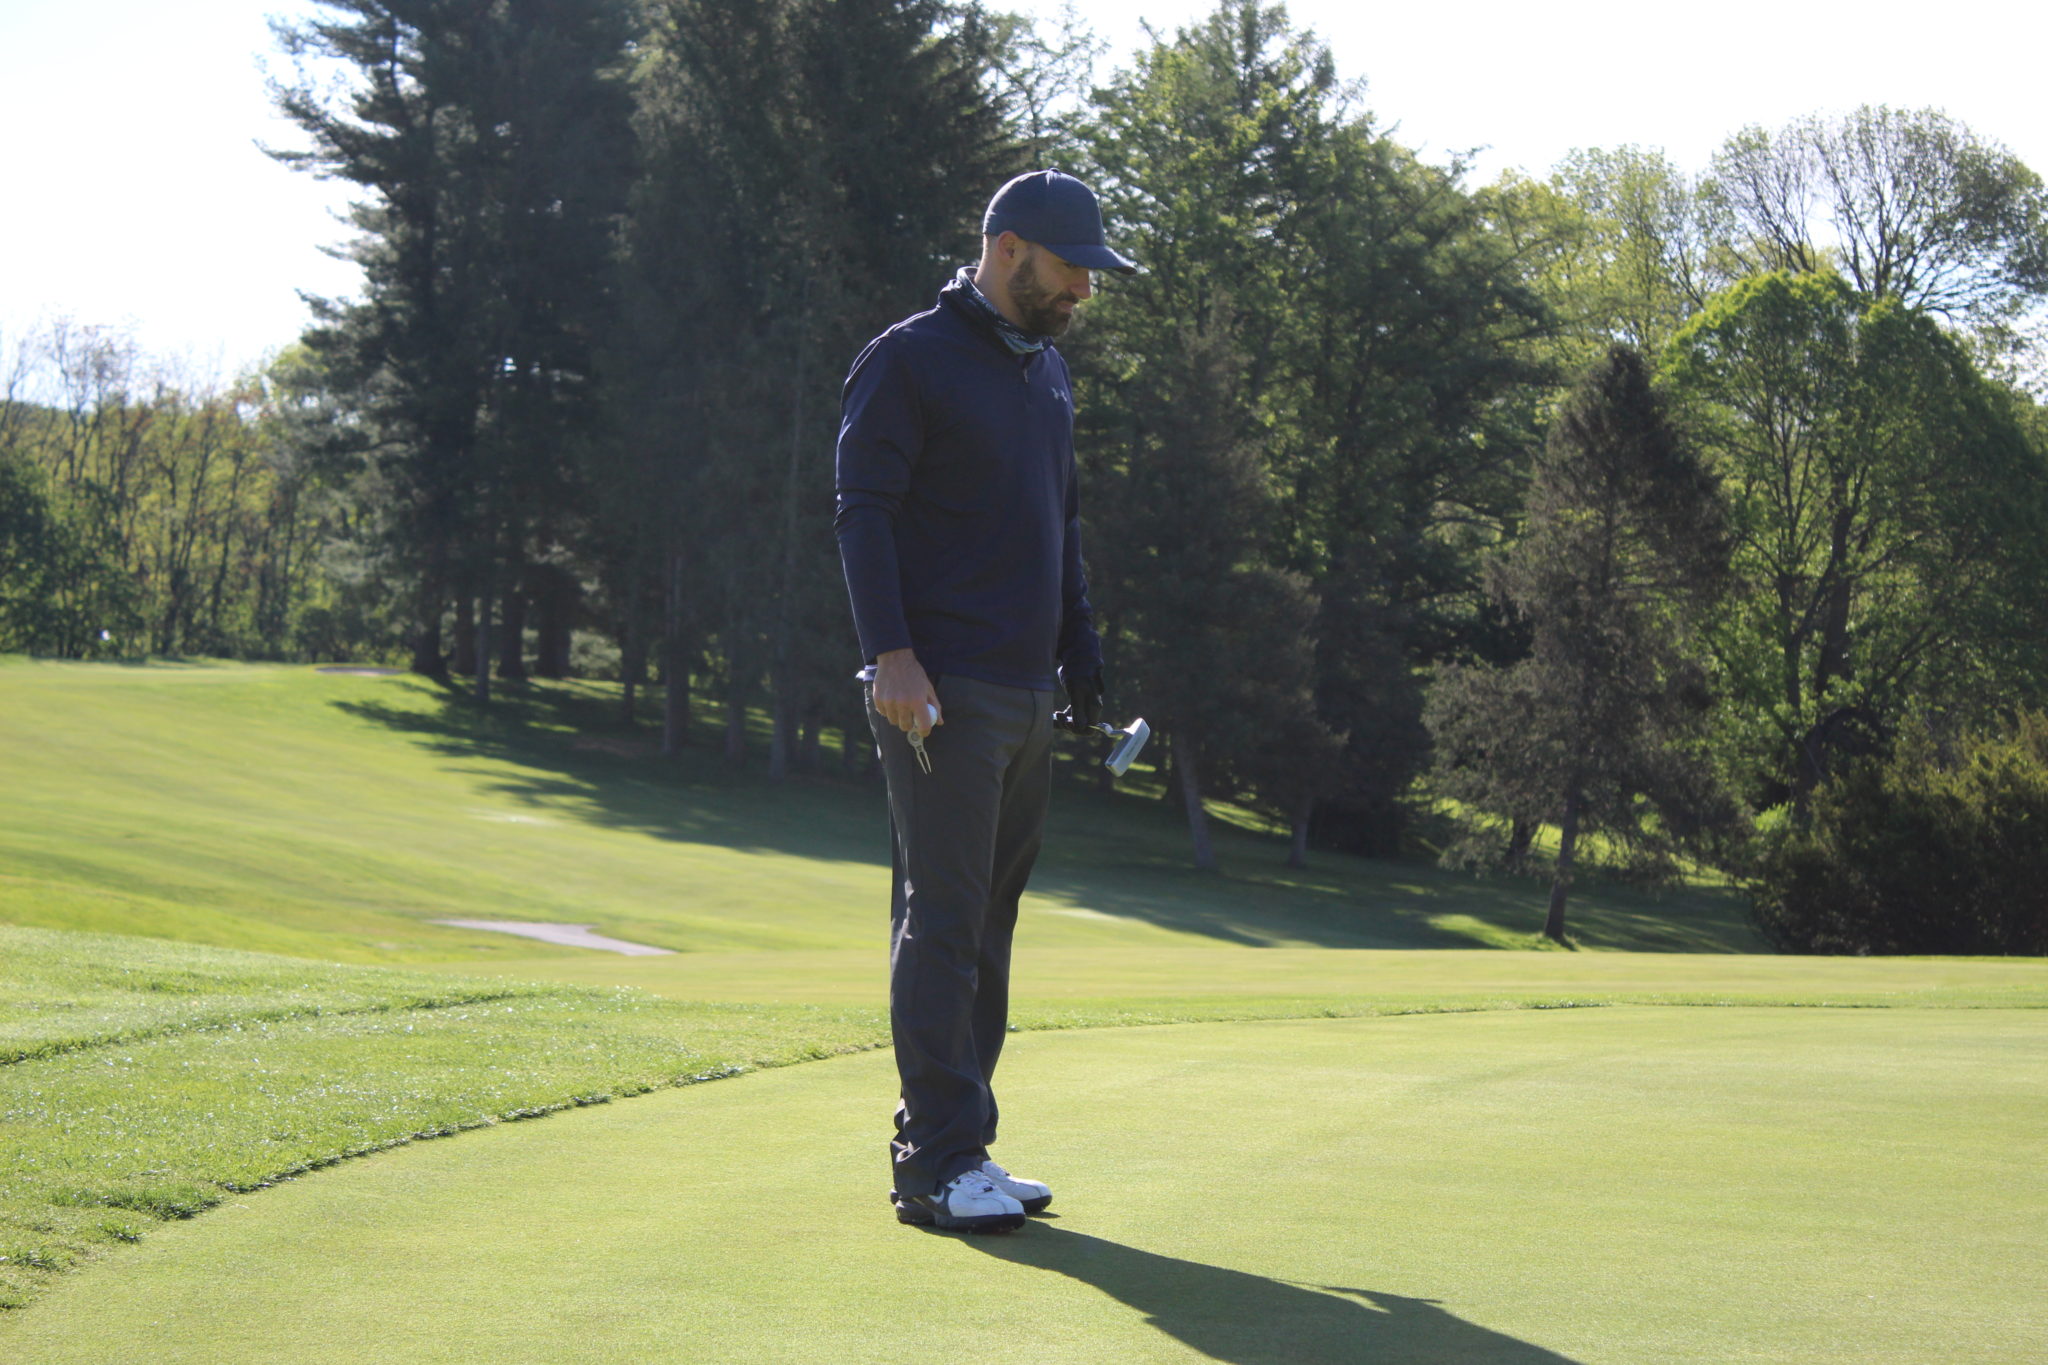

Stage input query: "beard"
[{"left": 1006, "top": 251, "right": 1078, "bottom": 337}]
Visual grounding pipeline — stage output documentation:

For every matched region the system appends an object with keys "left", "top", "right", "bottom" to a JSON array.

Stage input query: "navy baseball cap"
[{"left": 982, "top": 170, "right": 1140, "bottom": 276}]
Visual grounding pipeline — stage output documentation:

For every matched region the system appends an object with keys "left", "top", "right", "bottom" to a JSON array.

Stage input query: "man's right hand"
[{"left": 872, "top": 649, "right": 941, "bottom": 735}]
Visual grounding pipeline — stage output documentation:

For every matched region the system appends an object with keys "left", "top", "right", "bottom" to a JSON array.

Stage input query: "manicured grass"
[
  {"left": 0, "top": 924, "right": 554, "bottom": 1065},
  {"left": 4, "top": 659, "right": 2043, "bottom": 1349},
  {"left": 0, "top": 658, "right": 1759, "bottom": 961},
  {"left": 6, "top": 1008, "right": 2042, "bottom": 1364},
  {"left": 434, "top": 940, "right": 2048, "bottom": 1010},
  {"left": 0, "top": 926, "right": 887, "bottom": 1310},
  {"left": 6, "top": 924, "right": 2043, "bottom": 1316}
]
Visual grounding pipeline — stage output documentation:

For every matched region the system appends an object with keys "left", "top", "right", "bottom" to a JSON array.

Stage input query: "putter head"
[{"left": 1101, "top": 717, "right": 1150, "bottom": 777}]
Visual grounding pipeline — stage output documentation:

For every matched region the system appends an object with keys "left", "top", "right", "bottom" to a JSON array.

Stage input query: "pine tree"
[
  {"left": 1426, "top": 346, "right": 1733, "bottom": 942},
  {"left": 619, "top": 0, "right": 1016, "bottom": 771},
  {"left": 271, "top": 0, "right": 634, "bottom": 689}
]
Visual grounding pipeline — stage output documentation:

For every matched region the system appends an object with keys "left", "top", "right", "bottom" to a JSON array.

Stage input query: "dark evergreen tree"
[
  {"left": 1081, "top": 317, "right": 1325, "bottom": 869},
  {"left": 1750, "top": 713, "right": 2048, "bottom": 955},
  {"left": 620, "top": 0, "right": 1017, "bottom": 772},
  {"left": 1426, "top": 346, "right": 1734, "bottom": 942},
  {"left": 1073, "top": 0, "right": 1543, "bottom": 862},
  {"left": 270, "top": 0, "right": 635, "bottom": 691}
]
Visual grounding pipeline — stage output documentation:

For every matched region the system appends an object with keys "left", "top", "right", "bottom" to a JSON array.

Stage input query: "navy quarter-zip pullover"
[{"left": 834, "top": 276, "right": 1102, "bottom": 691}]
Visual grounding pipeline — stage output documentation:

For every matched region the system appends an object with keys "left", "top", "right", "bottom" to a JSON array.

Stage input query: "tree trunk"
[
  {"left": 1544, "top": 788, "right": 1581, "bottom": 944},
  {"left": 452, "top": 594, "right": 477, "bottom": 679},
  {"left": 1506, "top": 818, "right": 1534, "bottom": 873},
  {"left": 410, "top": 600, "right": 445, "bottom": 678},
  {"left": 619, "top": 603, "right": 641, "bottom": 725},
  {"left": 768, "top": 695, "right": 793, "bottom": 781},
  {"left": 497, "top": 578, "right": 528, "bottom": 680},
  {"left": 801, "top": 714, "right": 821, "bottom": 772},
  {"left": 533, "top": 569, "right": 574, "bottom": 679},
  {"left": 662, "top": 652, "right": 690, "bottom": 759},
  {"left": 1174, "top": 732, "right": 1217, "bottom": 871},
  {"left": 473, "top": 578, "right": 493, "bottom": 706},
  {"left": 723, "top": 682, "right": 747, "bottom": 764},
  {"left": 662, "top": 666, "right": 691, "bottom": 757},
  {"left": 1287, "top": 795, "right": 1313, "bottom": 869},
  {"left": 766, "top": 299, "right": 812, "bottom": 786},
  {"left": 662, "top": 552, "right": 688, "bottom": 757}
]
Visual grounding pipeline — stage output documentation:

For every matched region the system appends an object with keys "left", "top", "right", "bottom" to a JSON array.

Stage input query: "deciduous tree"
[{"left": 1663, "top": 271, "right": 2048, "bottom": 808}]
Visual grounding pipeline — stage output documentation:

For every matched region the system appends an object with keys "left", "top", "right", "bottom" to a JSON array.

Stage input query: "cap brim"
[{"left": 1043, "top": 242, "right": 1142, "bottom": 276}]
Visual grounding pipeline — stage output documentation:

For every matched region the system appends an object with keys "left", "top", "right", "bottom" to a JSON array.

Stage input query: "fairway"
[
  {"left": 0, "top": 660, "right": 1758, "bottom": 963},
  {"left": 5, "top": 1006, "right": 2042, "bottom": 1365}
]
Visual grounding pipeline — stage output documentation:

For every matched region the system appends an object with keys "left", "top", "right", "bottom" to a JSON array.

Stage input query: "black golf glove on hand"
[{"left": 1054, "top": 663, "right": 1105, "bottom": 732}]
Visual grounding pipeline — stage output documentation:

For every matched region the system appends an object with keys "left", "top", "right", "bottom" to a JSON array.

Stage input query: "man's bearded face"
[{"left": 1007, "top": 245, "right": 1084, "bottom": 337}]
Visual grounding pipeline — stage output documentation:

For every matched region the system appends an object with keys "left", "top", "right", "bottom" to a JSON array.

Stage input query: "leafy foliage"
[
  {"left": 1073, "top": 0, "right": 1546, "bottom": 861},
  {"left": 1749, "top": 713, "right": 2048, "bottom": 954},
  {"left": 1664, "top": 271, "right": 2048, "bottom": 807},
  {"left": 0, "top": 327, "right": 335, "bottom": 658},
  {"left": 616, "top": 0, "right": 1020, "bottom": 768},
  {"left": 270, "top": 0, "right": 638, "bottom": 684},
  {"left": 1708, "top": 106, "right": 2048, "bottom": 335}
]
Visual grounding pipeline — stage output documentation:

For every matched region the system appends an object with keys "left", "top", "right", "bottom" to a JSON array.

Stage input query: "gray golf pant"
[{"left": 869, "top": 674, "right": 1054, "bottom": 1197}]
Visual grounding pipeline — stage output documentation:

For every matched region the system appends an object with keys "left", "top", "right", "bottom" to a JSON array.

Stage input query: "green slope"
[{"left": 0, "top": 658, "right": 1757, "bottom": 963}]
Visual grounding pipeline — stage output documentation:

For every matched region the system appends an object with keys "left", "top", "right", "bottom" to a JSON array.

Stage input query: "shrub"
[{"left": 1748, "top": 713, "right": 2048, "bottom": 954}]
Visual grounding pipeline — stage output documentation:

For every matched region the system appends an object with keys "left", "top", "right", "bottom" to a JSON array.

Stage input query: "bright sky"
[{"left": 4, "top": 0, "right": 2043, "bottom": 376}]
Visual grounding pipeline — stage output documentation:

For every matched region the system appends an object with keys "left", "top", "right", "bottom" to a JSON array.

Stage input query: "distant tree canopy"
[
  {"left": 1709, "top": 106, "right": 2048, "bottom": 334},
  {"left": 0, "top": 326, "right": 332, "bottom": 659},
  {"left": 1663, "top": 271, "right": 2048, "bottom": 808},
  {"left": 6, "top": 0, "right": 2047, "bottom": 944}
]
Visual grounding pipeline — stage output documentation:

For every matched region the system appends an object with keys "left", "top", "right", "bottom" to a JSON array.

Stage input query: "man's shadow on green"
[{"left": 951, "top": 1221, "right": 1583, "bottom": 1365}]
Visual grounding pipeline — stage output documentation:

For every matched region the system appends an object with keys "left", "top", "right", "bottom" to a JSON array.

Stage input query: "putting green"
[{"left": 5, "top": 1007, "right": 2041, "bottom": 1363}]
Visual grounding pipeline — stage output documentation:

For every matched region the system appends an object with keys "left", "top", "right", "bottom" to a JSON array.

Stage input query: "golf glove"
[{"left": 1054, "top": 663, "right": 1105, "bottom": 732}]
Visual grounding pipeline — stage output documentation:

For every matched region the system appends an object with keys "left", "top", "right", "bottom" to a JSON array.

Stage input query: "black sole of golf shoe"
[{"left": 892, "top": 1194, "right": 1026, "bottom": 1234}]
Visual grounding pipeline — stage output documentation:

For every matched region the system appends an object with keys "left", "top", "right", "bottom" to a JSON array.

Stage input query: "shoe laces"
[
  {"left": 947, "top": 1170, "right": 999, "bottom": 1197},
  {"left": 981, "top": 1160, "right": 1011, "bottom": 1180}
]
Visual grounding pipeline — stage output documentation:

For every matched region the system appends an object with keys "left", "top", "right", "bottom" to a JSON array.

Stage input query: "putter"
[{"left": 1082, "top": 717, "right": 1150, "bottom": 776}]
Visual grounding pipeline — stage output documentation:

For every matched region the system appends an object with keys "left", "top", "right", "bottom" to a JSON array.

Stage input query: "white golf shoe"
[
  {"left": 978, "top": 1159, "right": 1052, "bottom": 1214},
  {"left": 893, "top": 1169, "right": 1026, "bottom": 1233}
]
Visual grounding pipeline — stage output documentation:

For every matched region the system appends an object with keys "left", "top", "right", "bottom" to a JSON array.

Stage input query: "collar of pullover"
[{"left": 945, "top": 268, "right": 1051, "bottom": 356}]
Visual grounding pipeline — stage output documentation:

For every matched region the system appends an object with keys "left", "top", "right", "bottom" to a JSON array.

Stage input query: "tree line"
[{"left": 5, "top": 0, "right": 2046, "bottom": 949}]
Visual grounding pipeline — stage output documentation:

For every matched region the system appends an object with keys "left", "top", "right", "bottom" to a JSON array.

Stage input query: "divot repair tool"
[{"left": 908, "top": 704, "right": 936, "bottom": 773}]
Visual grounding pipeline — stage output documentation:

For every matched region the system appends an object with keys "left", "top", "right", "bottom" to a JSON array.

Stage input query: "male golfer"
[{"left": 834, "top": 170, "right": 1138, "bottom": 1233}]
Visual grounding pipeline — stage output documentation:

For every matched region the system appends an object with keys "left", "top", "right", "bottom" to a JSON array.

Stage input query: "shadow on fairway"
[
  {"left": 957, "top": 1223, "right": 1583, "bottom": 1365},
  {"left": 330, "top": 683, "right": 1756, "bottom": 954}
]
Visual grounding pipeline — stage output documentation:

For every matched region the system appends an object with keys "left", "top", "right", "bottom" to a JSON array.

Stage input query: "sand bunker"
[{"left": 436, "top": 919, "right": 675, "bottom": 956}]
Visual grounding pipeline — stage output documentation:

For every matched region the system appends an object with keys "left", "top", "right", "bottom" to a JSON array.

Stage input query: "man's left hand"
[{"left": 1054, "top": 663, "right": 1104, "bottom": 732}]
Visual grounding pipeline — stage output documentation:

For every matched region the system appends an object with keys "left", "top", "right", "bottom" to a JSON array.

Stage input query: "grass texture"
[
  {"left": 0, "top": 658, "right": 1758, "bottom": 961},
  {"left": 5, "top": 1007, "right": 2042, "bottom": 1364},
  {"left": 5, "top": 923, "right": 2043, "bottom": 1316},
  {"left": 0, "top": 926, "right": 886, "bottom": 1309},
  {"left": 3, "top": 659, "right": 2044, "bottom": 1351}
]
